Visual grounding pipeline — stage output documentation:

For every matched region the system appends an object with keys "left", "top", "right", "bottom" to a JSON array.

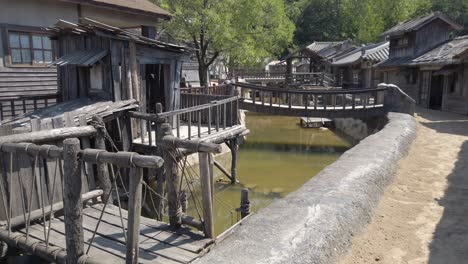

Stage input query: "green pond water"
[{"left": 185, "top": 112, "right": 352, "bottom": 236}]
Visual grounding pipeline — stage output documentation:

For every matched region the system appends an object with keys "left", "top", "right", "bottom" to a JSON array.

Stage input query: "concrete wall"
[{"left": 196, "top": 112, "right": 416, "bottom": 264}]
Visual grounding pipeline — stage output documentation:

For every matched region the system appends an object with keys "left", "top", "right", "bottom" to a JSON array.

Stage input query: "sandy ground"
[{"left": 340, "top": 108, "right": 468, "bottom": 264}]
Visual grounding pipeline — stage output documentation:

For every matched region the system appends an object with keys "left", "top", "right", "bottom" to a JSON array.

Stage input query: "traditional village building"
[
  {"left": 376, "top": 11, "right": 468, "bottom": 113},
  {"left": 0, "top": 0, "right": 171, "bottom": 119},
  {"left": 286, "top": 41, "right": 356, "bottom": 73},
  {"left": 330, "top": 42, "right": 389, "bottom": 89}
]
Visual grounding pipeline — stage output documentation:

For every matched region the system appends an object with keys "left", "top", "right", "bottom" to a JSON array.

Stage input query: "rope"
[
  {"left": 0, "top": 154, "right": 11, "bottom": 233},
  {"left": 86, "top": 181, "right": 115, "bottom": 255},
  {"left": 8, "top": 153, "right": 12, "bottom": 236},
  {"left": 25, "top": 156, "right": 39, "bottom": 242},
  {"left": 46, "top": 157, "right": 60, "bottom": 250},
  {"left": 109, "top": 164, "right": 127, "bottom": 243}
]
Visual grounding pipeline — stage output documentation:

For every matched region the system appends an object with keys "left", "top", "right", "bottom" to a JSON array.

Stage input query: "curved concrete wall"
[{"left": 196, "top": 112, "right": 417, "bottom": 264}]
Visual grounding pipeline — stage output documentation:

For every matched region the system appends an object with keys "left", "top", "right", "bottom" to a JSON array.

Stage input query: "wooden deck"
[{"left": 20, "top": 204, "right": 213, "bottom": 264}]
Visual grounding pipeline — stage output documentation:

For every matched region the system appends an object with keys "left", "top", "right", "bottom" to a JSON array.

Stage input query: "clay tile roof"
[
  {"left": 60, "top": 0, "right": 172, "bottom": 20},
  {"left": 381, "top": 11, "right": 463, "bottom": 37}
]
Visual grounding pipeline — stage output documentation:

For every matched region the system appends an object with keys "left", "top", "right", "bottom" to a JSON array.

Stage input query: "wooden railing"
[
  {"left": 0, "top": 94, "right": 58, "bottom": 121},
  {"left": 233, "top": 71, "right": 336, "bottom": 86},
  {"left": 234, "top": 82, "right": 386, "bottom": 112},
  {"left": 129, "top": 94, "right": 240, "bottom": 146},
  {"left": 0, "top": 138, "right": 163, "bottom": 263},
  {"left": 180, "top": 85, "right": 233, "bottom": 96}
]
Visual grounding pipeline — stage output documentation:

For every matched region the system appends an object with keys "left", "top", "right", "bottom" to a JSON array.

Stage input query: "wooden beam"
[
  {"left": 0, "top": 126, "right": 97, "bottom": 144},
  {"left": 160, "top": 136, "right": 222, "bottom": 154}
]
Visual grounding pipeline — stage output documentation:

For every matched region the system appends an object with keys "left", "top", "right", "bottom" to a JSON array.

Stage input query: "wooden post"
[
  {"left": 229, "top": 137, "right": 239, "bottom": 184},
  {"left": 240, "top": 188, "right": 250, "bottom": 219},
  {"left": 92, "top": 115, "right": 112, "bottom": 203},
  {"left": 62, "top": 138, "right": 84, "bottom": 263},
  {"left": 161, "top": 123, "right": 182, "bottom": 228},
  {"left": 154, "top": 103, "right": 166, "bottom": 221},
  {"left": 286, "top": 58, "right": 293, "bottom": 85},
  {"left": 126, "top": 166, "right": 143, "bottom": 264},
  {"left": 199, "top": 152, "right": 214, "bottom": 238}
]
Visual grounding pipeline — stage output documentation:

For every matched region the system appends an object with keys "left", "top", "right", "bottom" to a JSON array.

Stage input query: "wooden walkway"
[
  {"left": 234, "top": 82, "right": 389, "bottom": 119},
  {"left": 21, "top": 204, "right": 212, "bottom": 264}
]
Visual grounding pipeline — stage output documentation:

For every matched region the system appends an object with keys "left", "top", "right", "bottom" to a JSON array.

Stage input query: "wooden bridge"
[{"left": 182, "top": 83, "right": 414, "bottom": 119}]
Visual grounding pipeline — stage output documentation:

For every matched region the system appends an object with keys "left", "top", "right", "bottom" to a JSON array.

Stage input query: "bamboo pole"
[{"left": 62, "top": 138, "right": 84, "bottom": 263}]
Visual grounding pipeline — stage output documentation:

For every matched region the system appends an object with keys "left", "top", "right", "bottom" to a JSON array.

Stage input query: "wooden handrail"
[
  {"left": 157, "top": 96, "right": 238, "bottom": 118},
  {"left": 234, "top": 82, "right": 387, "bottom": 95}
]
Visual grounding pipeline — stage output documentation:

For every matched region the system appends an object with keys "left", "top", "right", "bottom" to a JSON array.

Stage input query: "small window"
[{"left": 8, "top": 31, "right": 53, "bottom": 66}]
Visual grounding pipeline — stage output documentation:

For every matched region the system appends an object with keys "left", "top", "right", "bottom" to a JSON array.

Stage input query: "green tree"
[{"left": 153, "top": 0, "right": 295, "bottom": 87}]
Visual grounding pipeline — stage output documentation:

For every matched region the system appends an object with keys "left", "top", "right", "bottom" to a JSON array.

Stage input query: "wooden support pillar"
[
  {"left": 154, "top": 103, "right": 166, "bottom": 221},
  {"left": 161, "top": 123, "right": 182, "bottom": 228},
  {"left": 240, "top": 188, "right": 250, "bottom": 219},
  {"left": 229, "top": 137, "right": 239, "bottom": 184},
  {"left": 92, "top": 116, "right": 113, "bottom": 203},
  {"left": 62, "top": 138, "right": 84, "bottom": 263},
  {"left": 126, "top": 166, "right": 143, "bottom": 264},
  {"left": 199, "top": 152, "right": 214, "bottom": 238}
]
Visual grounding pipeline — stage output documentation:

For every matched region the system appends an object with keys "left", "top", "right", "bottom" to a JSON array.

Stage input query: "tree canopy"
[
  {"left": 152, "top": 0, "right": 295, "bottom": 85},
  {"left": 293, "top": 0, "right": 468, "bottom": 45}
]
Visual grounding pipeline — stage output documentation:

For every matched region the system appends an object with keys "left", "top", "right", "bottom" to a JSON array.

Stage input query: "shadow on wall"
[{"left": 428, "top": 140, "right": 468, "bottom": 264}]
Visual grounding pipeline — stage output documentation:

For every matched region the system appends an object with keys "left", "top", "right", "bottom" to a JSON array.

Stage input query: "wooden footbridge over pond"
[
  {"left": 0, "top": 82, "right": 412, "bottom": 264},
  {"left": 183, "top": 82, "right": 415, "bottom": 119}
]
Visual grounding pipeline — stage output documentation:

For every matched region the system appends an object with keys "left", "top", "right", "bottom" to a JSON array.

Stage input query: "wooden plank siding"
[{"left": 0, "top": 67, "right": 58, "bottom": 120}]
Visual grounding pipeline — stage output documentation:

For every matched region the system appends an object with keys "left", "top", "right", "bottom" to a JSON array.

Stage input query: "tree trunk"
[{"left": 198, "top": 63, "right": 209, "bottom": 92}]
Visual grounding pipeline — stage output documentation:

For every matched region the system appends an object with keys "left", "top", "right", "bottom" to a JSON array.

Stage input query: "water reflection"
[{"left": 186, "top": 112, "right": 352, "bottom": 235}]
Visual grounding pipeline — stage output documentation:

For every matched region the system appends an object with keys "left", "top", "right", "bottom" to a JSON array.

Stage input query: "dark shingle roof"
[
  {"left": 331, "top": 42, "right": 389, "bottom": 66},
  {"left": 60, "top": 0, "right": 172, "bottom": 20},
  {"left": 377, "top": 36, "right": 468, "bottom": 68},
  {"left": 381, "top": 11, "right": 463, "bottom": 37},
  {"left": 411, "top": 36, "right": 468, "bottom": 65}
]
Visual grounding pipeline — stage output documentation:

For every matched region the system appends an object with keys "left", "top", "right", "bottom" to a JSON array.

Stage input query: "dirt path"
[{"left": 340, "top": 108, "right": 468, "bottom": 264}]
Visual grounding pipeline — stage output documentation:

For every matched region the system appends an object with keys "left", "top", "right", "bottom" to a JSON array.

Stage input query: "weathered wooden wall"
[{"left": 56, "top": 33, "right": 185, "bottom": 114}]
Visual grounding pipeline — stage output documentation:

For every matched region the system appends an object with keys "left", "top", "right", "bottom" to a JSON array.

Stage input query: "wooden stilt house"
[{"left": 49, "top": 18, "right": 190, "bottom": 114}]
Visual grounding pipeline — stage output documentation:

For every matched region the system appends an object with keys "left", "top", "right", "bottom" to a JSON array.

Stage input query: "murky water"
[{"left": 185, "top": 112, "right": 352, "bottom": 236}]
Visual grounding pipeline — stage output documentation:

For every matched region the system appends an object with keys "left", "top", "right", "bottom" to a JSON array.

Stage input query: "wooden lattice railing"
[{"left": 0, "top": 94, "right": 58, "bottom": 122}]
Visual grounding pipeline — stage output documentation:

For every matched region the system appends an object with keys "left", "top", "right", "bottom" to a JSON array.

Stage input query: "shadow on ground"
[
  {"left": 428, "top": 140, "right": 468, "bottom": 263},
  {"left": 418, "top": 108, "right": 468, "bottom": 136}
]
